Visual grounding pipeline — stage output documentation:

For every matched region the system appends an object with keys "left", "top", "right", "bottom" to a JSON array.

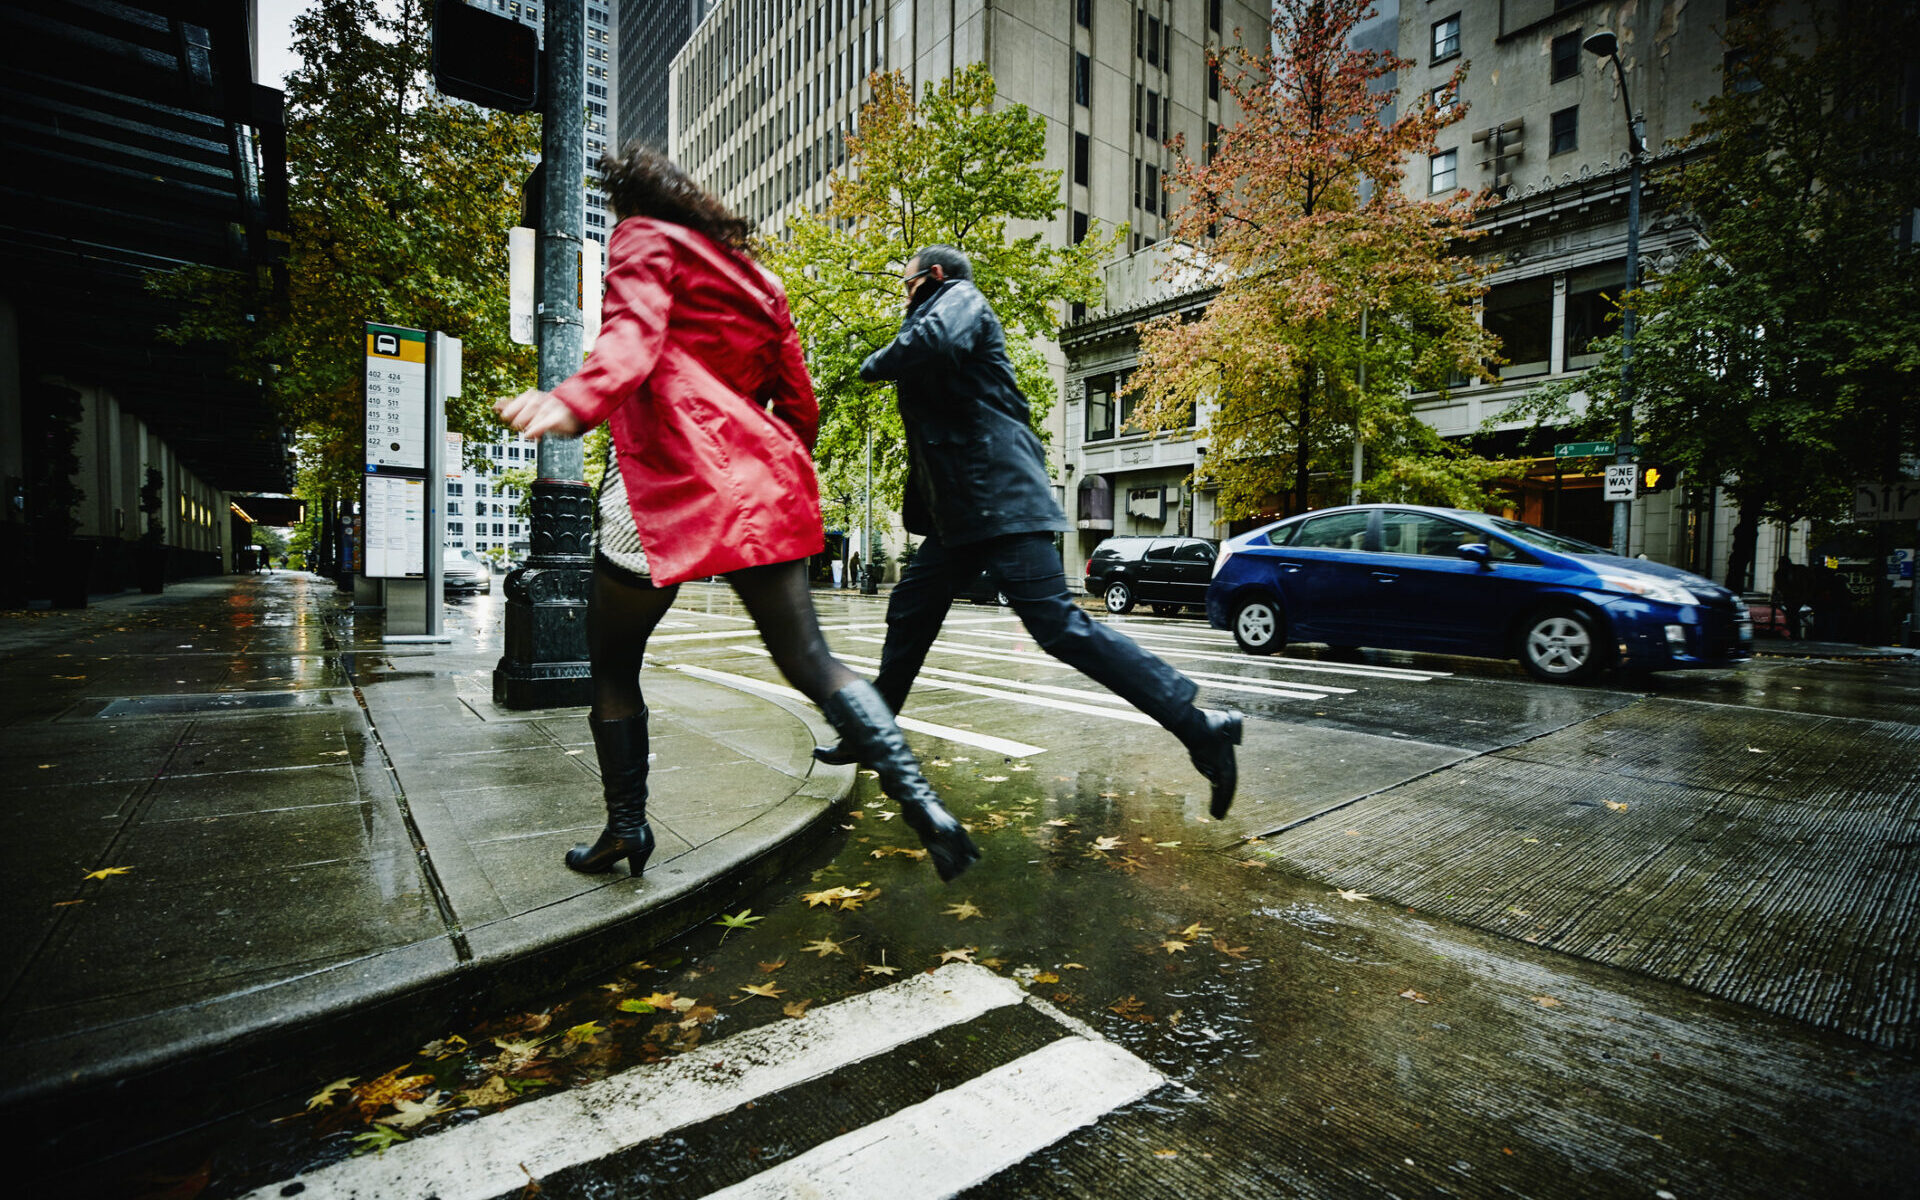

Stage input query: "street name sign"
[
  {"left": 1853, "top": 481, "right": 1920, "bottom": 522},
  {"left": 1604, "top": 463, "right": 1638, "bottom": 501},
  {"left": 1556, "top": 441, "right": 1615, "bottom": 458}
]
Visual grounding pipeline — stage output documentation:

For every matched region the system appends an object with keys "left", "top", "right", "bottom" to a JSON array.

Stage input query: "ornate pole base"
[{"left": 493, "top": 478, "right": 594, "bottom": 709}]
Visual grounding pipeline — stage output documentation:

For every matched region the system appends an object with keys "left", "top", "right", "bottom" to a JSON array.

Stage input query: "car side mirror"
[{"left": 1456, "top": 542, "right": 1493, "bottom": 567}]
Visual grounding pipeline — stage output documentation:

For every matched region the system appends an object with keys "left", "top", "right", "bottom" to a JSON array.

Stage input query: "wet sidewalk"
[{"left": 0, "top": 573, "right": 852, "bottom": 1113}]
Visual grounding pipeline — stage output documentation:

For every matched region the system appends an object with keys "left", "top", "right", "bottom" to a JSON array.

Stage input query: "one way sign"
[{"left": 1853, "top": 482, "right": 1920, "bottom": 522}]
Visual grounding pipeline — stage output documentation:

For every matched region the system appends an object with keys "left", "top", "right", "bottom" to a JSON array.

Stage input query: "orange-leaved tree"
[{"left": 1129, "top": 0, "right": 1507, "bottom": 519}]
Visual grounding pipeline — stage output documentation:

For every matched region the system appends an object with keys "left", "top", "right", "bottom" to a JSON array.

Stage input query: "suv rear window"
[{"left": 1091, "top": 539, "right": 1151, "bottom": 561}]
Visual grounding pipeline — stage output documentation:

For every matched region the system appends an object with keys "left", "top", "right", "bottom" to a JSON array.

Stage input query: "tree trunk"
[
  {"left": 1293, "top": 366, "right": 1314, "bottom": 515},
  {"left": 1723, "top": 497, "right": 1763, "bottom": 593}
]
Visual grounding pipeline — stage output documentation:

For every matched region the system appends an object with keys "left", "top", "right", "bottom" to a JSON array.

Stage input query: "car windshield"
[{"left": 1481, "top": 516, "right": 1607, "bottom": 555}]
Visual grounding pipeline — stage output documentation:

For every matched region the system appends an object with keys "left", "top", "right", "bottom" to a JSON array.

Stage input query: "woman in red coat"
[{"left": 495, "top": 148, "right": 977, "bottom": 882}]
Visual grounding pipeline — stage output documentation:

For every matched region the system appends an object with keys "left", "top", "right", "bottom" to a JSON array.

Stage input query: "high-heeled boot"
[
  {"left": 567, "top": 710, "right": 656, "bottom": 875},
  {"left": 822, "top": 681, "right": 979, "bottom": 882}
]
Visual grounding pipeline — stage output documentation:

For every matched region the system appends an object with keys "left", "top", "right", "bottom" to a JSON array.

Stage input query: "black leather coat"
[{"left": 859, "top": 280, "right": 1067, "bottom": 546}]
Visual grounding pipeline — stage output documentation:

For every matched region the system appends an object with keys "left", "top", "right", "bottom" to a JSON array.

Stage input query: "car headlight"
[{"left": 1596, "top": 571, "right": 1700, "bottom": 606}]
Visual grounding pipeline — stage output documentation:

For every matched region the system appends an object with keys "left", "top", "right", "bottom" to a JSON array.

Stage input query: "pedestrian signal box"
[
  {"left": 1640, "top": 464, "right": 1676, "bottom": 493},
  {"left": 431, "top": 0, "right": 540, "bottom": 113}
]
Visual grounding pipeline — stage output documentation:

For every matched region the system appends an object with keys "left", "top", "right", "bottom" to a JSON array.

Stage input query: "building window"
[
  {"left": 1146, "top": 89, "right": 1159, "bottom": 139},
  {"left": 447, "top": 482, "right": 463, "bottom": 495},
  {"left": 1430, "top": 83, "right": 1455, "bottom": 116},
  {"left": 1551, "top": 30, "right": 1582, "bottom": 82},
  {"left": 1431, "top": 13, "right": 1460, "bottom": 62},
  {"left": 1144, "top": 163, "right": 1158, "bottom": 211},
  {"left": 1133, "top": 157, "right": 1142, "bottom": 208},
  {"left": 1086, "top": 376, "right": 1115, "bottom": 441},
  {"left": 1073, "top": 132, "right": 1089, "bottom": 185},
  {"left": 1565, "top": 262, "right": 1627, "bottom": 367},
  {"left": 1484, "top": 277, "right": 1553, "bottom": 378},
  {"left": 1147, "top": 16, "right": 1161, "bottom": 67},
  {"left": 1076, "top": 0, "right": 1089, "bottom": 29},
  {"left": 1075, "top": 53, "right": 1091, "bottom": 106},
  {"left": 447, "top": 501, "right": 462, "bottom": 516},
  {"left": 448, "top": 521, "right": 464, "bottom": 535},
  {"left": 1135, "top": 83, "right": 1143, "bottom": 132},
  {"left": 1136, "top": 9, "right": 1145, "bottom": 58},
  {"left": 1208, "top": 57, "right": 1219, "bottom": 101},
  {"left": 1549, "top": 105, "right": 1578, "bottom": 154},
  {"left": 1073, "top": 210, "right": 1089, "bottom": 244},
  {"left": 1209, "top": 0, "right": 1221, "bottom": 33},
  {"left": 1723, "top": 49, "right": 1760, "bottom": 93},
  {"left": 1429, "top": 148, "right": 1457, "bottom": 192},
  {"left": 1205, "top": 121, "right": 1218, "bottom": 163}
]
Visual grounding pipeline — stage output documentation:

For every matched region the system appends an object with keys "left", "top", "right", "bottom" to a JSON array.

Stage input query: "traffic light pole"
[{"left": 494, "top": 0, "right": 594, "bottom": 709}]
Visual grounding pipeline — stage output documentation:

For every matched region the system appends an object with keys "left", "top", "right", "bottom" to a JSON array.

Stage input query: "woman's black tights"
[{"left": 587, "top": 558, "right": 857, "bottom": 720}]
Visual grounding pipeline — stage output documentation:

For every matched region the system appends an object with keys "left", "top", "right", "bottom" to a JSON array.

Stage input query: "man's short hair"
[{"left": 913, "top": 244, "right": 973, "bottom": 281}]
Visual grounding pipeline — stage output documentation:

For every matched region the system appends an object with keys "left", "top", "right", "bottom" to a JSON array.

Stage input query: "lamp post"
[{"left": 1584, "top": 30, "right": 1645, "bottom": 559}]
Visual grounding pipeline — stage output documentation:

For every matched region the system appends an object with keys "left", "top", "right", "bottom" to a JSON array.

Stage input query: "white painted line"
[
  {"left": 735, "top": 645, "right": 1132, "bottom": 707},
  {"left": 955, "top": 629, "right": 1449, "bottom": 681},
  {"left": 664, "top": 663, "right": 1049, "bottom": 758},
  {"left": 242, "top": 965, "right": 1028, "bottom": 1200},
  {"left": 648, "top": 615, "right": 1014, "bottom": 645},
  {"left": 703, "top": 1036, "right": 1164, "bottom": 1200},
  {"left": 843, "top": 637, "right": 1338, "bottom": 702}
]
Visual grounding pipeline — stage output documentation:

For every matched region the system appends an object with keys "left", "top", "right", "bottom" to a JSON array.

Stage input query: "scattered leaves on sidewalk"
[
  {"left": 351, "top": 1127, "right": 407, "bottom": 1155},
  {"left": 1107, "top": 996, "right": 1154, "bottom": 1023},
  {"left": 1604, "top": 801, "right": 1630, "bottom": 813},
  {"left": 616, "top": 998, "right": 654, "bottom": 1014},
  {"left": 1044, "top": 818, "right": 1073, "bottom": 827},
  {"left": 938, "top": 947, "right": 977, "bottom": 964},
  {"left": 419, "top": 1035, "right": 467, "bottom": 1059},
  {"left": 1214, "top": 943, "right": 1250, "bottom": 959},
  {"left": 943, "top": 901, "right": 983, "bottom": 921},
  {"left": 802, "top": 936, "right": 848, "bottom": 957},
  {"left": 1331, "top": 888, "right": 1372, "bottom": 902},
  {"left": 306, "top": 1077, "right": 357, "bottom": 1110},
  {"left": 782, "top": 999, "right": 813, "bottom": 1019},
  {"left": 737, "top": 981, "right": 786, "bottom": 1000},
  {"left": 1160, "top": 940, "right": 1190, "bottom": 955},
  {"left": 563, "top": 1021, "right": 604, "bottom": 1045},
  {"left": 1530, "top": 996, "right": 1562, "bottom": 1008},
  {"left": 870, "top": 846, "right": 927, "bottom": 861},
  {"left": 1398, "top": 989, "right": 1431, "bottom": 1004},
  {"left": 714, "top": 909, "right": 764, "bottom": 940},
  {"left": 461, "top": 1076, "right": 512, "bottom": 1109},
  {"left": 352, "top": 1067, "right": 434, "bottom": 1118},
  {"left": 1090, "top": 835, "right": 1124, "bottom": 852},
  {"left": 82, "top": 866, "right": 132, "bottom": 881},
  {"left": 757, "top": 960, "right": 786, "bottom": 974},
  {"left": 863, "top": 951, "right": 900, "bottom": 977},
  {"left": 378, "top": 1092, "right": 454, "bottom": 1129},
  {"left": 486, "top": 1037, "right": 551, "bottom": 1072}
]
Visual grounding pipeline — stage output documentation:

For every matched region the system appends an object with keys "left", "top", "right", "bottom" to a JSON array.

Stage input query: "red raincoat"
[{"left": 553, "top": 216, "right": 825, "bottom": 587}]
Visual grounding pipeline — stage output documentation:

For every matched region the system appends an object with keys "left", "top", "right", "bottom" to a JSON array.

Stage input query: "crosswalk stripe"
[
  {"left": 242, "top": 966, "right": 1032, "bottom": 1200},
  {"left": 702, "top": 1036, "right": 1164, "bottom": 1200},
  {"left": 649, "top": 615, "right": 1016, "bottom": 645},
  {"left": 958, "top": 629, "right": 1449, "bottom": 681},
  {"left": 843, "top": 637, "right": 1339, "bottom": 702},
  {"left": 662, "top": 663, "right": 1049, "bottom": 758},
  {"left": 731, "top": 645, "right": 1133, "bottom": 707}
]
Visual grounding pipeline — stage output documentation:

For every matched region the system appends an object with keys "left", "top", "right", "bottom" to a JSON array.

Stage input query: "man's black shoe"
[{"left": 1187, "top": 709, "right": 1244, "bottom": 819}]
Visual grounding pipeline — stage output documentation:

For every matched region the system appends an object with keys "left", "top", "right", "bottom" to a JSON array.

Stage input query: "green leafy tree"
[
  {"left": 1129, "top": 0, "right": 1506, "bottom": 519},
  {"left": 759, "top": 65, "right": 1124, "bottom": 525},
  {"left": 1508, "top": 1, "right": 1920, "bottom": 613},
  {"left": 149, "top": 0, "right": 540, "bottom": 507}
]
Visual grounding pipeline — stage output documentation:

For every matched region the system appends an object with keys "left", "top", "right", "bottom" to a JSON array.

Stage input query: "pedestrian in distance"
[
  {"left": 494, "top": 148, "right": 979, "bottom": 883},
  {"left": 812, "top": 245, "right": 1245, "bottom": 818}
]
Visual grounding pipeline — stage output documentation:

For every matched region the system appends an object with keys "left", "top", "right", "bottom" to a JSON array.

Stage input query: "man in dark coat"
[{"left": 814, "top": 245, "right": 1244, "bottom": 817}]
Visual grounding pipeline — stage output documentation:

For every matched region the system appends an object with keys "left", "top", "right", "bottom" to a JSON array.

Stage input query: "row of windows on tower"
[{"left": 1073, "top": 0, "right": 1224, "bottom": 36}]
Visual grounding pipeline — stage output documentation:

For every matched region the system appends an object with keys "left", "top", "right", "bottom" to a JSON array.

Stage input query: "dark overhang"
[{"left": 1, "top": 0, "right": 293, "bottom": 494}]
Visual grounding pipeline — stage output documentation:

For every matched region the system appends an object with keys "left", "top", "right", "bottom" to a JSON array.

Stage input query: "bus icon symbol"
[{"left": 375, "top": 333, "right": 399, "bottom": 356}]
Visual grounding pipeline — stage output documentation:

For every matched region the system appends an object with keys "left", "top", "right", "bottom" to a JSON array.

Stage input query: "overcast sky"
[{"left": 254, "top": 0, "right": 307, "bottom": 90}]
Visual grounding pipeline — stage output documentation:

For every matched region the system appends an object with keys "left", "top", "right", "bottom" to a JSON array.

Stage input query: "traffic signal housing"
[
  {"left": 432, "top": 0, "right": 540, "bottom": 113},
  {"left": 1640, "top": 463, "right": 1677, "bottom": 493}
]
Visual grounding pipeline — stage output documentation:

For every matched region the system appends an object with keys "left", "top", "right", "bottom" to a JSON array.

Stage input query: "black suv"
[{"left": 1084, "top": 536, "right": 1217, "bottom": 615}]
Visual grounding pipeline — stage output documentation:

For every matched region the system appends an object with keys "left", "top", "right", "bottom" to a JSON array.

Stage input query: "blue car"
[{"left": 1206, "top": 505, "right": 1752, "bottom": 682}]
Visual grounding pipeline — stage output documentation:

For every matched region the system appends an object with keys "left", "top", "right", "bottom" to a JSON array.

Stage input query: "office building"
[{"left": 618, "top": 0, "right": 717, "bottom": 152}]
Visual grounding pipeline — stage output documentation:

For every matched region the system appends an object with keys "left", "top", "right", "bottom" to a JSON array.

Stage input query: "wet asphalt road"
[{"left": 121, "top": 589, "right": 1920, "bottom": 1198}]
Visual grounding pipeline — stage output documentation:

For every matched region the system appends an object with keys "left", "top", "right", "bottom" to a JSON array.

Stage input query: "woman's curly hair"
[{"left": 599, "top": 144, "right": 751, "bottom": 253}]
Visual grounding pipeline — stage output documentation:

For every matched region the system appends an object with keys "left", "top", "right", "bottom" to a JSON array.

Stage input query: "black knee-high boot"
[
  {"left": 567, "top": 710, "right": 656, "bottom": 875},
  {"left": 822, "top": 681, "right": 979, "bottom": 882}
]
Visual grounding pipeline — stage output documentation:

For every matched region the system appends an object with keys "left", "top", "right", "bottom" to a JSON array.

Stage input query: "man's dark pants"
[{"left": 869, "top": 531, "right": 1199, "bottom": 733}]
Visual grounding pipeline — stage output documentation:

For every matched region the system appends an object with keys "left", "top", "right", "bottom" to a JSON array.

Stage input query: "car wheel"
[
  {"left": 1232, "top": 596, "right": 1284, "bottom": 655},
  {"left": 997, "top": 592, "right": 1010, "bottom": 607},
  {"left": 1150, "top": 603, "right": 1180, "bottom": 617},
  {"left": 1103, "top": 581, "right": 1136, "bottom": 614},
  {"left": 1519, "top": 608, "right": 1602, "bottom": 683}
]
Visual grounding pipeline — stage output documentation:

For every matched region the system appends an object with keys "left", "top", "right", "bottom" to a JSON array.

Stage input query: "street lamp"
[{"left": 1584, "top": 30, "right": 1646, "bottom": 558}]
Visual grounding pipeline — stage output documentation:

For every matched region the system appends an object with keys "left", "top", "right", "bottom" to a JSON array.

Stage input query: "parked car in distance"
[
  {"left": 962, "top": 569, "right": 1010, "bottom": 606},
  {"left": 443, "top": 550, "right": 492, "bottom": 595},
  {"left": 1207, "top": 505, "right": 1752, "bottom": 682},
  {"left": 1084, "top": 535, "right": 1218, "bottom": 615}
]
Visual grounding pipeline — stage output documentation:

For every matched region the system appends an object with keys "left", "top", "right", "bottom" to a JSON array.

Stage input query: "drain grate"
[{"left": 96, "top": 691, "right": 334, "bottom": 718}]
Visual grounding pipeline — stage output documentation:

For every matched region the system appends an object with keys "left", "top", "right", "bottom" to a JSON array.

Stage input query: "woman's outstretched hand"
[{"left": 494, "top": 389, "right": 589, "bottom": 440}]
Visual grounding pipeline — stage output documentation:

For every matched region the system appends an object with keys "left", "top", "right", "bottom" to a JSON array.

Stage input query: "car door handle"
[
  {"left": 1274, "top": 560, "right": 1303, "bottom": 573},
  {"left": 1372, "top": 572, "right": 1398, "bottom": 583}
]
